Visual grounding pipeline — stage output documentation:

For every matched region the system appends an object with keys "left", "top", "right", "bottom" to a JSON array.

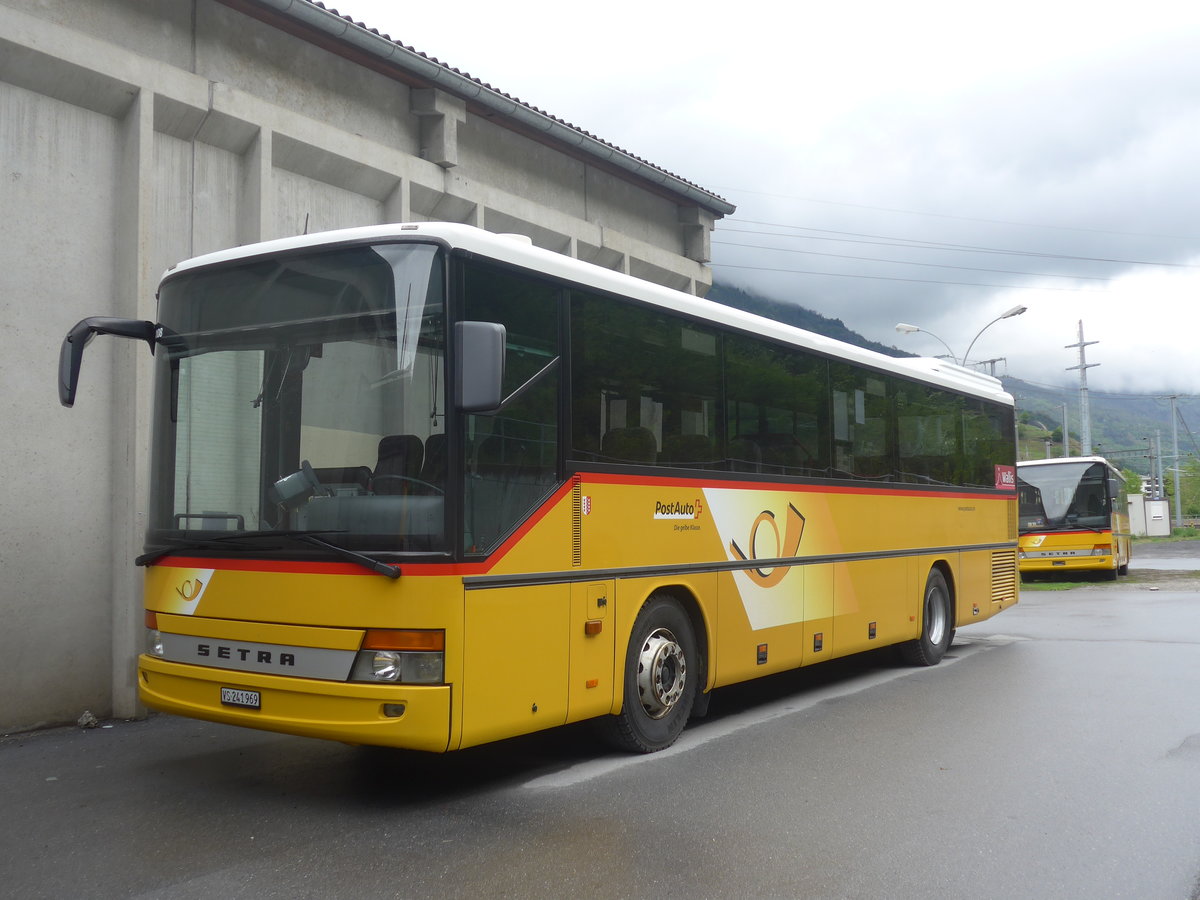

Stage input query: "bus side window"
[
  {"left": 461, "top": 261, "right": 561, "bottom": 554},
  {"left": 723, "top": 333, "right": 829, "bottom": 478},
  {"left": 571, "top": 292, "right": 719, "bottom": 472}
]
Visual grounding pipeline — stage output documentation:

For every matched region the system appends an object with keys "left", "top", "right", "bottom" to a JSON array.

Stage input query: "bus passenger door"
[
  {"left": 566, "top": 581, "right": 615, "bottom": 723},
  {"left": 460, "top": 585, "right": 569, "bottom": 749}
]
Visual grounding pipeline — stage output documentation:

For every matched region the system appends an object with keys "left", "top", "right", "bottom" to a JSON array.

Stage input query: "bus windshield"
[
  {"left": 1017, "top": 461, "right": 1111, "bottom": 532},
  {"left": 147, "top": 241, "right": 447, "bottom": 555}
]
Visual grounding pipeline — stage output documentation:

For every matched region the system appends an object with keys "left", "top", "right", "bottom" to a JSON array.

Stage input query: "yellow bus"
[
  {"left": 59, "top": 223, "right": 1018, "bottom": 753},
  {"left": 1017, "top": 456, "right": 1132, "bottom": 579}
]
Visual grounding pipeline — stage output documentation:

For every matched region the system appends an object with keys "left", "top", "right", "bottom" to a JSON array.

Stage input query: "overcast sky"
[{"left": 327, "top": 0, "right": 1200, "bottom": 396}]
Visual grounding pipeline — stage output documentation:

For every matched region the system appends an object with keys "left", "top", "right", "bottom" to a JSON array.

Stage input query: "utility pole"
[
  {"left": 976, "top": 356, "right": 1005, "bottom": 377},
  {"left": 1169, "top": 395, "right": 1181, "bottom": 528},
  {"left": 1065, "top": 321, "right": 1099, "bottom": 456},
  {"left": 1060, "top": 402, "right": 1069, "bottom": 457},
  {"left": 1155, "top": 433, "right": 1164, "bottom": 499}
]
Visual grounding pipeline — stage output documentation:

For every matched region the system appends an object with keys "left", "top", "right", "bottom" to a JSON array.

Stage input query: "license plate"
[{"left": 220, "top": 687, "right": 261, "bottom": 709}]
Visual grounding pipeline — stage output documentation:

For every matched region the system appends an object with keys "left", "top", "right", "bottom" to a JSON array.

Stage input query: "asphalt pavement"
[{"left": 4, "top": 540, "right": 1200, "bottom": 899}]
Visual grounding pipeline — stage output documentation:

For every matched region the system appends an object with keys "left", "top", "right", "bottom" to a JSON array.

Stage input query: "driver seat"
[{"left": 372, "top": 434, "right": 424, "bottom": 494}]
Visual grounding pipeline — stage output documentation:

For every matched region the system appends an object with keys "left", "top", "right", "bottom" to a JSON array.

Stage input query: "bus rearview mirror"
[
  {"left": 455, "top": 321, "right": 506, "bottom": 413},
  {"left": 59, "top": 317, "right": 157, "bottom": 407}
]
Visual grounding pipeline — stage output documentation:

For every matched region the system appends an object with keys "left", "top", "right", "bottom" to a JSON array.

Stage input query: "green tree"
[{"left": 1171, "top": 456, "right": 1200, "bottom": 516}]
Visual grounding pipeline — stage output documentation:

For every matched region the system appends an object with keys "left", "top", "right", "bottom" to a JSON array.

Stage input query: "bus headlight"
[
  {"left": 144, "top": 611, "right": 165, "bottom": 657},
  {"left": 349, "top": 629, "right": 444, "bottom": 684},
  {"left": 146, "top": 628, "right": 165, "bottom": 657}
]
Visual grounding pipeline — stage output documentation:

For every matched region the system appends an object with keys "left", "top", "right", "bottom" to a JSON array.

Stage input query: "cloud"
[{"left": 333, "top": 0, "right": 1200, "bottom": 393}]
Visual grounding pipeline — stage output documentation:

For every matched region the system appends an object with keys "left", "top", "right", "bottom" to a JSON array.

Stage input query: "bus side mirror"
[
  {"left": 455, "top": 321, "right": 506, "bottom": 413},
  {"left": 59, "top": 317, "right": 157, "bottom": 407}
]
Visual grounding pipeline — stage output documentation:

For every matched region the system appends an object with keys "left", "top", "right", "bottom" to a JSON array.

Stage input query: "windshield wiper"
[
  {"left": 290, "top": 533, "right": 400, "bottom": 579},
  {"left": 137, "top": 530, "right": 400, "bottom": 579}
]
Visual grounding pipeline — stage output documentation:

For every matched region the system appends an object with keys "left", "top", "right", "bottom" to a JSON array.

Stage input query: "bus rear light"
[{"left": 145, "top": 611, "right": 158, "bottom": 629}]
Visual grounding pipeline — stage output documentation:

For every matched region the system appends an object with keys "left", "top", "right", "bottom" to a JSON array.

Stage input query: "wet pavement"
[{"left": 4, "top": 542, "right": 1200, "bottom": 898}]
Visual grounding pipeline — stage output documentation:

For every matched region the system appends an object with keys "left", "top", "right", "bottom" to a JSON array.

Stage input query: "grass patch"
[
  {"left": 1133, "top": 528, "right": 1200, "bottom": 544},
  {"left": 1020, "top": 579, "right": 1093, "bottom": 591}
]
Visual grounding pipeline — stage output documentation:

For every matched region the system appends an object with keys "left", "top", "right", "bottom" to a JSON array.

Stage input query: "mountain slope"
[{"left": 706, "top": 280, "right": 1199, "bottom": 472}]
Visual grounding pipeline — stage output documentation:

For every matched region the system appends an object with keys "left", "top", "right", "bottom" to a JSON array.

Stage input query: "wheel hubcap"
[
  {"left": 636, "top": 627, "right": 687, "bottom": 719},
  {"left": 926, "top": 588, "right": 947, "bottom": 646}
]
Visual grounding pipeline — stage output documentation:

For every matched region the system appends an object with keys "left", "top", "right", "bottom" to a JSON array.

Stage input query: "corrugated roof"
[{"left": 252, "top": 0, "right": 734, "bottom": 215}]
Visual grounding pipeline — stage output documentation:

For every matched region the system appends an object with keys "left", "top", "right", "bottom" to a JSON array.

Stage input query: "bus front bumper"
[
  {"left": 138, "top": 655, "right": 452, "bottom": 752},
  {"left": 1019, "top": 555, "right": 1116, "bottom": 574}
]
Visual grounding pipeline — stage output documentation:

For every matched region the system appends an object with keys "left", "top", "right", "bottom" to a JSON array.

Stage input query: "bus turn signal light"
[
  {"left": 352, "top": 630, "right": 445, "bottom": 685},
  {"left": 362, "top": 629, "right": 445, "bottom": 652}
]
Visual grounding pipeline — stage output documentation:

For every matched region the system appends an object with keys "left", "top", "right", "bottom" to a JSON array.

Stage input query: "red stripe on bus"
[{"left": 151, "top": 475, "right": 1008, "bottom": 577}]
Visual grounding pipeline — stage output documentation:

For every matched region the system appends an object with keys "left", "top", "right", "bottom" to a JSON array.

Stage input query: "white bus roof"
[
  {"left": 1019, "top": 456, "right": 1115, "bottom": 468},
  {"left": 163, "top": 222, "right": 1014, "bottom": 406}
]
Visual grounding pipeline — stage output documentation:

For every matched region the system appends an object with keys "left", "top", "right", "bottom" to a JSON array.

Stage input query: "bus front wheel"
[
  {"left": 900, "top": 569, "right": 954, "bottom": 667},
  {"left": 601, "top": 594, "right": 697, "bottom": 753}
]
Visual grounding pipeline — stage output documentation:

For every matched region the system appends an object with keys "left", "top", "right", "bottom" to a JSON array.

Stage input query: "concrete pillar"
[
  {"left": 411, "top": 88, "right": 466, "bottom": 168},
  {"left": 239, "top": 127, "right": 273, "bottom": 245},
  {"left": 383, "top": 178, "right": 409, "bottom": 223},
  {"left": 110, "top": 88, "right": 157, "bottom": 719},
  {"left": 679, "top": 205, "right": 715, "bottom": 264}
]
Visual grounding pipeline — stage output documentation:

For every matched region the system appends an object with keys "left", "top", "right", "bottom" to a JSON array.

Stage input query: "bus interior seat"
[
  {"left": 373, "top": 434, "right": 424, "bottom": 494},
  {"left": 728, "top": 437, "right": 762, "bottom": 472},
  {"left": 419, "top": 432, "right": 447, "bottom": 484},
  {"left": 601, "top": 426, "right": 657, "bottom": 464},
  {"left": 661, "top": 433, "right": 715, "bottom": 469}
]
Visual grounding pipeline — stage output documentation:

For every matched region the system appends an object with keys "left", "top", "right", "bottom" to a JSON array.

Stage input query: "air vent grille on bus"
[
  {"left": 571, "top": 475, "right": 582, "bottom": 567},
  {"left": 991, "top": 550, "right": 1018, "bottom": 604},
  {"left": 1007, "top": 498, "right": 1018, "bottom": 541}
]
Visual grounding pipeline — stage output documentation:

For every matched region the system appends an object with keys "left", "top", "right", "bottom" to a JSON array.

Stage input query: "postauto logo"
[{"left": 654, "top": 498, "right": 703, "bottom": 520}]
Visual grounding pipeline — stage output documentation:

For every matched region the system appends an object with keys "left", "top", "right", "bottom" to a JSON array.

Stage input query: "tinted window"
[
  {"left": 831, "top": 364, "right": 894, "bottom": 480},
  {"left": 571, "top": 293, "right": 719, "bottom": 468},
  {"left": 897, "top": 380, "right": 962, "bottom": 486},
  {"left": 724, "top": 334, "right": 830, "bottom": 476},
  {"left": 462, "top": 261, "right": 560, "bottom": 553}
]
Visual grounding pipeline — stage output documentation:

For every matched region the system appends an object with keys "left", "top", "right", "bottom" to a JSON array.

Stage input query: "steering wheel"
[{"left": 371, "top": 474, "right": 445, "bottom": 495}]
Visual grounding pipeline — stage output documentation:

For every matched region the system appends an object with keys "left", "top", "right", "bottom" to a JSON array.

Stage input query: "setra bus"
[
  {"left": 1016, "top": 456, "right": 1132, "bottom": 579},
  {"left": 59, "top": 222, "right": 1018, "bottom": 753}
]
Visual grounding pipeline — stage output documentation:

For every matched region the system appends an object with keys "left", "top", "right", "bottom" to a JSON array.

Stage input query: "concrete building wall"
[{"left": 0, "top": 0, "right": 727, "bottom": 732}]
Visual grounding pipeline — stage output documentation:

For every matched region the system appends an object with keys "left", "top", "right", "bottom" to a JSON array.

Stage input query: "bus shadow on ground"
[{"left": 345, "top": 646, "right": 907, "bottom": 805}]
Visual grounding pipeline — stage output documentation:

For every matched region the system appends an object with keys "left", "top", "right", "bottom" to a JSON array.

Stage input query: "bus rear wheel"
[
  {"left": 600, "top": 594, "right": 697, "bottom": 753},
  {"left": 900, "top": 569, "right": 954, "bottom": 667}
]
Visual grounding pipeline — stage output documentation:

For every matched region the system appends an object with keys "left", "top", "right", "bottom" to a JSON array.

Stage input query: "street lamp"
[
  {"left": 894, "top": 322, "right": 957, "bottom": 361},
  {"left": 963, "top": 305, "right": 1027, "bottom": 365},
  {"left": 895, "top": 304, "right": 1027, "bottom": 366}
]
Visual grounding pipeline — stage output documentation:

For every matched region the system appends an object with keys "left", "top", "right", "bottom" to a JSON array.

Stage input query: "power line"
[
  {"left": 713, "top": 238, "right": 1110, "bottom": 281},
  {"left": 1003, "top": 378, "right": 1200, "bottom": 401},
  {"left": 711, "top": 261, "right": 1108, "bottom": 292},
  {"left": 720, "top": 221, "right": 1198, "bottom": 269},
  {"left": 706, "top": 187, "right": 1200, "bottom": 242}
]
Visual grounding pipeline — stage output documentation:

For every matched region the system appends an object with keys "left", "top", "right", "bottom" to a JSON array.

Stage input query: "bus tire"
[
  {"left": 900, "top": 569, "right": 953, "bottom": 667},
  {"left": 600, "top": 594, "right": 697, "bottom": 753}
]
